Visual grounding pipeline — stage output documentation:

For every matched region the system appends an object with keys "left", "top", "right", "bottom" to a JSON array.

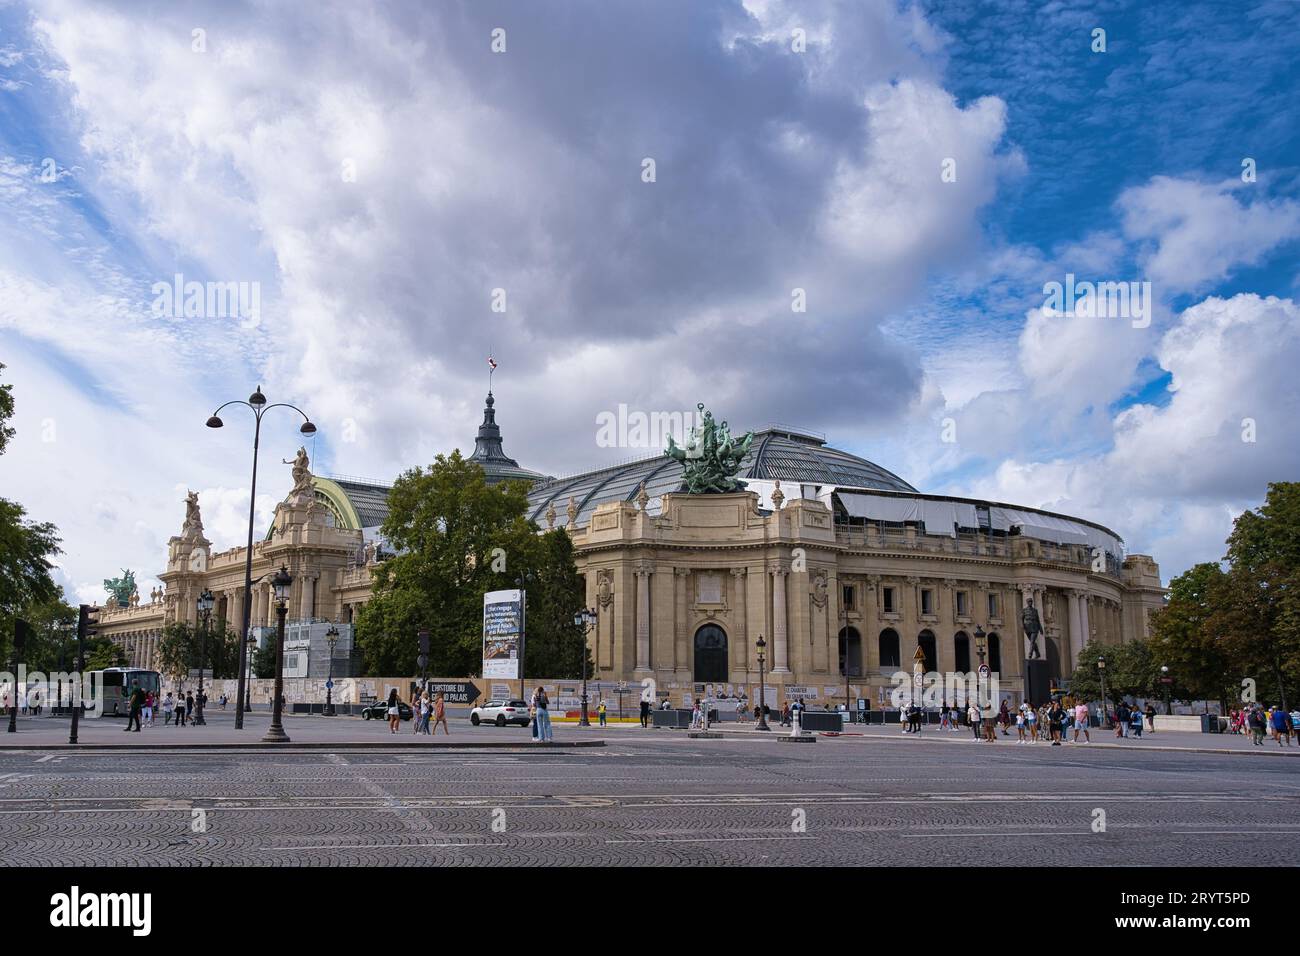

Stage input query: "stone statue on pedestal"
[
  {"left": 285, "top": 446, "right": 314, "bottom": 503},
  {"left": 664, "top": 403, "right": 754, "bottom": 494},
  {"left": 1021, "top": 598, "right": 1043, "bottom": 659}
]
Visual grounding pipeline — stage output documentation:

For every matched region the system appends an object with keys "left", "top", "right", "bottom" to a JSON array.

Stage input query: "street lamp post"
[
  {"left": 1161, "top": 664, "right": 1171, "bottom": 715},
  {"left": 324, "top": 623, "right": 339, "bottom": 716},
  {"left": 573, "top": 609, "right": 596, "bottom": 727},
  {"left": 195, "top": 589, "right": 213, "bottom": 726},
  {"left": 262, "top": 565, "right": 293, "bottom": 743},
  {"left": 7, "top": 619, "right": 26, "bottom": 733},
  {"left": 974, "top": 624, "right": 988, "bottom": 716},
  {"left": 1097, "top": 656, "right": 1108, "bottom": 729},
  {"left": 755, "top": 634, "right": 770, "bottom": 731},
  {"left": 206, "top": 386, "right": 316, "bottom": 730},
  {"left": 841, "top": 597, "right": 851, "bottom": 723}
]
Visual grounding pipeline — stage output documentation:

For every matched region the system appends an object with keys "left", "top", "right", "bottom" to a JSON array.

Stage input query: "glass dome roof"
[{"left": 525, "top": 428, "right": 916, "bottom": 527}]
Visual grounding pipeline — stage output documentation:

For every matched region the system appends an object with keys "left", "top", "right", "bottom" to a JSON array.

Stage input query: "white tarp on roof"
[
  {"left": 990, "top": 506, "right": 1121, "bottom": 554},
  {"left": 837, "top": 493, "right": 1120, "bottom": 552},
  {"left": 835, "top": 493, "right": 977, "bottom": 537}
]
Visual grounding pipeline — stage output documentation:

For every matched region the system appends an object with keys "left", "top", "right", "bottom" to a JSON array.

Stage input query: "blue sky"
[{"left": 0, "top": 0, "right": 1298, "bottom": 601}]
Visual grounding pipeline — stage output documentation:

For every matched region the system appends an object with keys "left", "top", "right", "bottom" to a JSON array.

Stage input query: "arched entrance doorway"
[
  {"left": 917, "top": 630, "right": 937, "bottom": 673},
  {"left": 878, "top": 629, "right": 900, "bottom": 668},
  {"left": 838, "top": 626, "right": 862, "bottom": 677},
  {"left": 693, "top": 624, "right": 728, "bottom": 683},
  {"left": 953, "top": 631, "right": 971, "bottom": 673}
]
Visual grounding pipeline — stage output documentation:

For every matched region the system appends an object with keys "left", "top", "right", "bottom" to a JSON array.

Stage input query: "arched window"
[
  {"left": 987, "top": 633, "right": 1002, "bottom": 673},
  {"left": 953, "top": 631, "right": 970, "bottom": 673},
  {"left": 693, "top": 624, "right": 728, "bottom": 683},
  {"left": 838, "top": 626, "right": 862, "bottom": 677},
  {"left": 878, "top": 628, "right": 900, "bottom": 669},
  {"left": 918, "top": 630, "right": 937, "bottom": 673}
]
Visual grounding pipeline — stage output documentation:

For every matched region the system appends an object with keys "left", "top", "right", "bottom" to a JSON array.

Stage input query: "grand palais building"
[{"left": 97, "top": 393, "right": 1166, "bottom": 709}]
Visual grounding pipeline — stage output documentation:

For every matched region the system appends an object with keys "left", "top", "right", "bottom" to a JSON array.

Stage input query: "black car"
[{"left": 361, "top": 699, "right": 413, "bottom": 721}]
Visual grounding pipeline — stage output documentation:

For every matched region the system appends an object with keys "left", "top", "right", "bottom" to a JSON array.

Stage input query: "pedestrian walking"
[
  {"left": 968, "top": 700, "right": 981, "bottom": 740},
  {"left": 639, "top": 696, "right": 650, "bottom": 728},
  {"left": 386, "top": 688, "right": 401, "bottom": 734},
  {"left": 162, "top": 692, "right": 175, "bottom": 725},
  {"left": 1249, "top": 706, "right": 1267, "bottom": 746},
  {"left": 184, "top": 692, "right": 194, "bottom": 726},
  {"left": 416, "top": 693, "right": 431, "bottom": 734},
  {"left": 432, "top": 692, "right": 449, "bottom": 735},
  {"left": 1270, "top": 705, "right": 1291, "bottom": 747},
  {"left": 1145, "top": 703, "right": 1157, "bottom": 734},
  {"left": 1072, "top": 700, "right": 1091, "bottom": 742},
  {"left": 124, "top": 682, "right": 144, "bottom": 732},
  {"left": 1129, "top": 707, "right": 1144, "bottom": 738},
  {"left": 142, "top": 692, "right": 154, "bottom": 727},
  {"left": 598, "top": 700, "right": 607, "bottom": 727}
]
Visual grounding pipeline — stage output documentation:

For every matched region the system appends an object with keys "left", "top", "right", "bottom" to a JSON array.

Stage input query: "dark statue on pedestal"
[
  {"left": 1021, "top": 598, "right": 1043, "bottom": 660},
  {"left": 665, "top": 403, "right": 754, "bottom": 494}
]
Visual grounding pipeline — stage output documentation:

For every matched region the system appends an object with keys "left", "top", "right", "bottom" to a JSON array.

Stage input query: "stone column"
[
  {"left": 1080, "top": 594, "right": 1092, "bottom": 645},
  {"left": 302, "top": 575, "right": 317, "bottom": 621},
  {"left": 1067, "top": 590, "right": 1084, "bottom": 660},
  {"left": 771, "top": 567, "right": 790, "bottom": 674},
  {"left": 674, "top": 568, "right": 689, "bottom": 676},
  {"left": 731, "top": 567, "right": 748, "bottom": 672},
  {"left": 634, "top": 567, "right": 652, "bottom": 674}
]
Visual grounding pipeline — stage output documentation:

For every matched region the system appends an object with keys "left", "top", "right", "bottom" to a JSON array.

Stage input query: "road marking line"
[
  {"left": 605, "top": 835, "right": 811, "bottom": 844},
  {"left": 265, "top": 841, "right": 508, "bottom": 851}
]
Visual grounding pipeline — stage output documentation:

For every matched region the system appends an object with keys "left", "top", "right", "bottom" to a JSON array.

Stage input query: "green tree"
[
  {"left": 1069, "top": 638, "right": 1156, "bottom": 708},
  {"left": 14, "top": 589, "right": 78, "bottom": 671},
  {"left": 1147, "top": 562, "right": 1236, "bottom": 709},
  {"left": 0, "top": 363, "right": 62, "bottom": 664},
  {"left": 1214, "top": 482, "right": 1300, "bottom": 710},
  {"left": 355, "top": 452, "right": 586, "bottom": 679},
  {"left": 157, "top": 621, "right": 242, "bottom": 680},
  {"left": 506, "top": 529, "right": 590, "bottom": 679},
  {"left": 84, "top": 638, "right": 128, "bottom": 671}
]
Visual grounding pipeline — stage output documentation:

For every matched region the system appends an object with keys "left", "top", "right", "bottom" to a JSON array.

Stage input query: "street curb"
[
  {"left": 0, "top": 739, "right": 607, "bottom": 752},
  {"left": 655, "top": 727, "right": 1300, "bottom": 757}
]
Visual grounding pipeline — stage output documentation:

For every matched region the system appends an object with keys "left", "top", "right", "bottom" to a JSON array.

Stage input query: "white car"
[{"left": 469, "top": 699, "right": 531, "bottom": 727}]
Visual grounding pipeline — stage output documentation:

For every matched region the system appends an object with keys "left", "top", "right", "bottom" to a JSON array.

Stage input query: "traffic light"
[
  {"left": 418, "top": 628, "right": 430, "bottom": 656},
  {"left": 76, "top": 604, "right": 99, "bottom": 670}
]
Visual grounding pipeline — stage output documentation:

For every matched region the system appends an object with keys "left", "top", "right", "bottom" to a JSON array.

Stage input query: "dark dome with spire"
[{"left": 467, "top": 391, "right": 549, "bottom": 485}]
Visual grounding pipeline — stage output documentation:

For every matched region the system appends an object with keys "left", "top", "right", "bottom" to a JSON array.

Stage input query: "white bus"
[{"left": 86, "top": 668, "right": 162, "bottom": 717}]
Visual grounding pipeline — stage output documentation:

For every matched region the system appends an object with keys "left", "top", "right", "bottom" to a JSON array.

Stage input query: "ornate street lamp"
[
  {"left": 206, "top": 386, "right": 315, "bottom": 730},
  {"left": 755, "top": 634, "right": 770, "bottom": 732},
  {"left": 195, "top": 589, "right": 214, "bottom": 725},
  {"left": 573, "top": 608, "right": 596, "bottom": 727},
  {"left": 1097, "top": 655, "right": 1108, "bottom": 729},
  {"left": 262, "top": 565, "right": 293, "bottom": 743},
  {"left": 1161, "top": 664, "right": 1171, "bottom": 715},
  {"left": 323, "top": 622, "right": 339, "bottom": 716}
]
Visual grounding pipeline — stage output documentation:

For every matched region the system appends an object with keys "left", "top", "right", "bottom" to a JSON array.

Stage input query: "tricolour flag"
[{"left": 487, "top": 356, "right": 498, "bottom": 370}]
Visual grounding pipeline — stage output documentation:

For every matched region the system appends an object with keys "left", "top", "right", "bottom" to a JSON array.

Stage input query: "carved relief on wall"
[
  {"left": 810, "top": 571, "right": 828, "bottom": 609},
  {"left": 596, "top": 570, "right": 614, "bottom": 609}
]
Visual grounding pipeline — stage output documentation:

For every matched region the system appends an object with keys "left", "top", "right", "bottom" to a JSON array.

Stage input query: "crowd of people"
[
  {"left": 1228, "top": 703, "right": 1294, "bottom": 746},
  {"left": 122, "top": 685, "right": 204, "bottom": 731}
]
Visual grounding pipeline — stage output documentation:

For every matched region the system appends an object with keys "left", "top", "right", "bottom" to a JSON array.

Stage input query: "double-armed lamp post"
[
  {"left": 206, "top": 386, "right": 315, "bottom": 731},
  {"left": 573, "top": 608, "right": 596, "bottom": 727}
]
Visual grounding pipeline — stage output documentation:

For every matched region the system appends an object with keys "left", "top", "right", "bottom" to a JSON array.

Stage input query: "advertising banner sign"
[{"left": 483, "top": 589, "right": 524, "bottom": 679}]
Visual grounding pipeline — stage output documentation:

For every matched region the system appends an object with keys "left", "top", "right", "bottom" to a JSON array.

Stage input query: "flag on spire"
[{"left": 487, "top": 356, "right": 498, "bottom": 370}]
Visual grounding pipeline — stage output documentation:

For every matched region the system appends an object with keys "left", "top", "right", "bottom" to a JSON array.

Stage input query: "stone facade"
[{"left": 96, "top": 398, "right": 1165, "bottom": 706}]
